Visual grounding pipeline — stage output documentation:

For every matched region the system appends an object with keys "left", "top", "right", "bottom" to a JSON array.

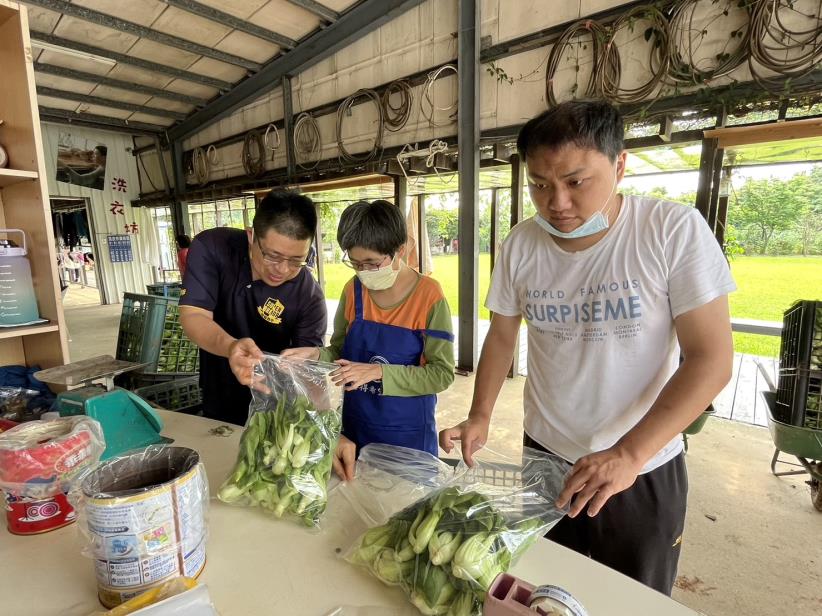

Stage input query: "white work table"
[{"left": 0, "top": 411, "right": 700, "bottom": 615}]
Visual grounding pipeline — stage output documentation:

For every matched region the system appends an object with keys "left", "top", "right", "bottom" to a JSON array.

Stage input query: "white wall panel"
[{"left": 42, "top": 123, "right": 155, "bottom": 304}]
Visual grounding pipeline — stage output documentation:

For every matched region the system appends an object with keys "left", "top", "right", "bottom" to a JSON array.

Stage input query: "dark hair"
[
  {"left": 516, "top": 100, "right": 624, "bottom": 161},
  {"left": 176, "top": 234, "right": 191, "bottom": 248},
  {"left": 253, "top": 190, "right": 317, "bottom": 241},
  {"left": 337, "top": 200, "right": 407, "bottom": 255},
  {"left": 94, "top": 145, "right": 108, "bottom": 157}
]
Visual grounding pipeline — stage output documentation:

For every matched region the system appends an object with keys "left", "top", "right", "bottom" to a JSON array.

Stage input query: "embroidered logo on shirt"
[{"left": 257, "top": 298, "right": 285, "bottom": 324}]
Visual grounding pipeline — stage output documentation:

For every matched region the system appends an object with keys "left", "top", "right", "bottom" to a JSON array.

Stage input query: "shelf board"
[
  {"left": 0, "top": 168, "right": 39, "bottom": 188},
  {"left": 0, "top": 321, "right": 58, "bottom": 339}
]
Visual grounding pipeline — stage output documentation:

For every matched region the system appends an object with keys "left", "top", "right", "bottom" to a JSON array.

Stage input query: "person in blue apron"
[{"left": 284, "top": 200, "right": 455, "bottom": 480}]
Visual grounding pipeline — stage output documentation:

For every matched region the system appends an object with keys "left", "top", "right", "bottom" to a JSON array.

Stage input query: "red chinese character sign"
[
  {"left": 109, "top": 201, "right": 124, "bottom": 216},
  {"left": 111, "top": 177, "right": 128, "bottom": 192}
]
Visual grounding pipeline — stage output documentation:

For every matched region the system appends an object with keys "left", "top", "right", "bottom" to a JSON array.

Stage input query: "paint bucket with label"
[
  {"left": 77, "top": 445, "right": 209, "bottom": 608},
  {"left": 0, "top": 416, "right": 105, "bottom": 534}
]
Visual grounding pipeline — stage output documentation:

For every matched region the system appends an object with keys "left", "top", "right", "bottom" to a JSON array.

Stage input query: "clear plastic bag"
[
  {"left": 0, "top": 415, "right": 105, "bottom": 499},
  {"left": 345, "top": 446, "right": 570, "bottom": 616},
  {"left": 0, "top": 385, "right": 51, "bottom": 421},
  {"left": 217, "top": 354, "right": 343, "bottom": 527},
  {"left": 71, "top": 446, "right": 209, "bottom": 607},
  {"left": 339, "top": 443, "right": 458, "bottom": 528}
]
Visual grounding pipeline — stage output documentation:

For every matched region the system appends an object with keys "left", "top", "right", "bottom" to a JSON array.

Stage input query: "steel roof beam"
[
  {"left": 23, "top": 0, "right": 261, "bottom": 71},
  {"left": 286, "top": 0, "right": 339, "bottom": 22},
  {"left": 34, "top": 62, "right": 207, "bottom": 106},
  {"left": 164, "top": 0, "right": 297, "bottom": 48},
  {"left": 37, "top": 86, "right": 186, "bottom": 120},
  {"left": 39, "top": 106, "right": 166, "bottom": 134},
  {"left": 30, "top": 32, "right": 233, "bottom": 90},
  {"left": 167, "top": 0, "right": 425, "bottom": 141}
]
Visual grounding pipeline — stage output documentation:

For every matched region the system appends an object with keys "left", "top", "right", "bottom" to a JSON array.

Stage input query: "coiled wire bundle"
[
  {"left": 421, "top": 64, "right": 458, "bottom": 127},
  {"left": 749, "top": 0, "right": 822, "bottom": 91},
  {"left": 545, "top": 19, "right": 613, "bottom": 107},
  {"left": 594, "top": 6, "right": 670, "bottom": 104},
  {"left": 336, "top": 88, "right": 384, "bottom": 164},
  {"left": 382, "top": 79, "right": 414, "bottom": 131},
  {"left": 666, "top": 0, "right": 751, "bottom": 85},
  {"left": 294, "top": 112, "right": 321, "bottom": 170},
  {"left": 242, "top": 129, "right": 265, "bottom": 178}
]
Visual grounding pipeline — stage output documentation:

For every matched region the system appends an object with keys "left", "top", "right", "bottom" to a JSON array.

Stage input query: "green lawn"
[{"left": 321, "top": 255, "right": 822, "bottom": 357}]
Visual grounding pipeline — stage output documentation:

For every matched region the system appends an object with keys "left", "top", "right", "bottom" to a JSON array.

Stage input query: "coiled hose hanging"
[{"left": 336, "top": 88, "right": 384, "bottom": 164}]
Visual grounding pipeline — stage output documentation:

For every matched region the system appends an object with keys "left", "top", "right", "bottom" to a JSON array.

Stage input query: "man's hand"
[
  {"left": 281, "top": 347, "right": 321, "bottom": 361},
  {"left": 332, "top": 359, "right": 382, "bottom": 391},
  {"left": 438, "top": 416, "right": 490, "bottom": 467},
  {"left": 228, "top": 338, "right": 266, "bottom": 390},
  {"left": 333, "top": 435, "right": 357, "bottom": 481},
  {"left": 556, "top": 445, "right": 645, "bottom": 518}
]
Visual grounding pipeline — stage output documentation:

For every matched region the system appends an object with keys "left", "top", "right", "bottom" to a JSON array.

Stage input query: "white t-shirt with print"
[{"left": 486, "top": 195, "right": 736, "bottom": 473}]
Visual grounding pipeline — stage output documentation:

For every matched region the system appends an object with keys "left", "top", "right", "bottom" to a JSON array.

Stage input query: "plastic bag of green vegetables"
[
  {"left": 217, "top": 354, "right": 343, "bottom": 527},
  {"left": 345, "top": 445, "right": 569, "bottom": 615}
]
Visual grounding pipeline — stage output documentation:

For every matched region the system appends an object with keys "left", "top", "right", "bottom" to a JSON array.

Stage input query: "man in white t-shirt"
[{"left": 440, "top": 100, "right": 735, "bottom": 594}]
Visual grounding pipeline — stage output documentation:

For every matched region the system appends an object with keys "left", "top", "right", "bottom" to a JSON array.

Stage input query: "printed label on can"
[{"left": 85, "top": 465, "right": 206, "bottom": 591}]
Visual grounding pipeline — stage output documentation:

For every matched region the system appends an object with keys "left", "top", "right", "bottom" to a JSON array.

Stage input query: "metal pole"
[
  {"left": 283, "top": 76, "right": 297, "bottom": 181},
  {"left": 314, "top": 206, "right": 325, "bottom": 291},
  {"left": 508, "top": 154, "right": 524, "bottom": 378},
  {"left": 394, "top": 174, "right": 408, "bottom": 216},
  {"left": 170, "top": 141, "right": 187, "bottom": 236},
  {"left": 456, "top": 0, "right": 480, "bottom": 373},
  {"left": 418, "top": 193, "right": 426, "bottom": 274},
  {"left": 490, "top": 187, "right": 499, "bottom": 271}
]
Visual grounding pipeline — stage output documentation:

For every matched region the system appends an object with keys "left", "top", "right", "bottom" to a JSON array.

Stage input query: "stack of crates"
[
  {"left": 116, "top": 292, "right": 201, "bottom": 413},
  {"left": 775, "top": 300, "right": 822, "bottom": 430},
  {"left": 146, "top": 282, "right": 183, "bottom": 298}
]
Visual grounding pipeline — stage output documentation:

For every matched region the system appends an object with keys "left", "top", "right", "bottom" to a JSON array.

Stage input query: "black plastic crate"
[
  {"left": 116, "top": 292, "right": 200, "bottom": 373},
  {"left": 779, "top": 300, "right": 822, "bottom": 372},
  {"left": 133, "top": 376, "right": 202, "bottom": 413},
  {"left": 775, "top": 368, "right": 822, "bottom": 429}
]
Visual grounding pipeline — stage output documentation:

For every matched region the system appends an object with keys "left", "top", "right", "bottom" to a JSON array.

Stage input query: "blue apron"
[{"left": 340, "top": 278, "right": 453, "bottom": 456}]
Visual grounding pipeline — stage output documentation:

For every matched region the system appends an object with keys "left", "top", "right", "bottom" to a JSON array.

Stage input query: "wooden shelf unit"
[{"left": 0, "top": 0, "right": 68, "bottom": 370}]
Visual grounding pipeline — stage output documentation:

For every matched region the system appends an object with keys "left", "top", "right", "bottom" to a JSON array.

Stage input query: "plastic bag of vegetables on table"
[
  {"left": 217, "top": 354, "right": 343, "bottom": 527},
  {"left": 344, "top": 444, "right": 570, "bottom": 615}
]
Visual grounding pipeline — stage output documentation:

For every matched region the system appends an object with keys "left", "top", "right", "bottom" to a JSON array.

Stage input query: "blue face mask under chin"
[{"left": 536, "top": 163, "right": 620, "bottom": 240}]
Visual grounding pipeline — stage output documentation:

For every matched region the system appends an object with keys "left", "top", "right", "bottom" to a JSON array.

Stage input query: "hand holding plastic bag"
[
  {"left": 218, "top": 354, "right": 343, "bottom": 527},
  {"left": 345, "top": 445, "right": 570, "bottom": 615}
]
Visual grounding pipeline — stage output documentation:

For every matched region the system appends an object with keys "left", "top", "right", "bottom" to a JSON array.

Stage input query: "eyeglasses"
[
  {"left": 255, "top": 238, "right": 307, "bottom": 271},
  {"left": 342, "top": 253, "right": 392, "bottom": 272}
]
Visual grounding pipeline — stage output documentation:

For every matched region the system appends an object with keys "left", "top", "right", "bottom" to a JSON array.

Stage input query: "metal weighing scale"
[{"left": 35, "top": 355, "right": 171, "bottom": 460}]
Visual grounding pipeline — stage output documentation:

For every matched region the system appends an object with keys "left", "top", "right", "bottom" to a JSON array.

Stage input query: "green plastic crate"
[
  {"left": 133, "top": 376, "right": 202, "bottom": 413},
  {"left": 146, "top": 282, "right": 183, "bottom": 298},
  {"left": 116, "top": 292, "right": 200, "bottom": 373}
]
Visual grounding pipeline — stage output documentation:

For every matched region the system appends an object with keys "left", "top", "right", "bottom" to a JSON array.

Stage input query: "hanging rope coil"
[{"left": 336, "top": 88, "right": 384, "bottom": 164}]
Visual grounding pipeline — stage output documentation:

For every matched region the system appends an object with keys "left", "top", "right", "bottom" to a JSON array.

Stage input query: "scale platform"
[{"left": 35, "top": 355, "right": 170, "bottom": 459}]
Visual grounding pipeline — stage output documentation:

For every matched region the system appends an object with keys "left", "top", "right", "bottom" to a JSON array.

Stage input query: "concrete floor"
[{"left": 64, "top": 303, "right": 822, "bottom": 616}]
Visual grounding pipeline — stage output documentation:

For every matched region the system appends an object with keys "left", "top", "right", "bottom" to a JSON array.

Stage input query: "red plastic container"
[{"left": 4, "top": 492, "right": 76, "bottom": 534}]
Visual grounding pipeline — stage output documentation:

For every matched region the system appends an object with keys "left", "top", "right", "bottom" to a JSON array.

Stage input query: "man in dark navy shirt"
[{"left": 180, "top": 191, "right": 327, "bottom": 425}]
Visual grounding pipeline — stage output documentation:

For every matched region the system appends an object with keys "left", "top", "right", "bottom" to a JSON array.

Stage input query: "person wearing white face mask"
[
  {"left": 283, "top": 200, "right": 455, "bottom": 481},
  {"left": 440, "top": 100, "right": 736, "bottom": 595}
]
